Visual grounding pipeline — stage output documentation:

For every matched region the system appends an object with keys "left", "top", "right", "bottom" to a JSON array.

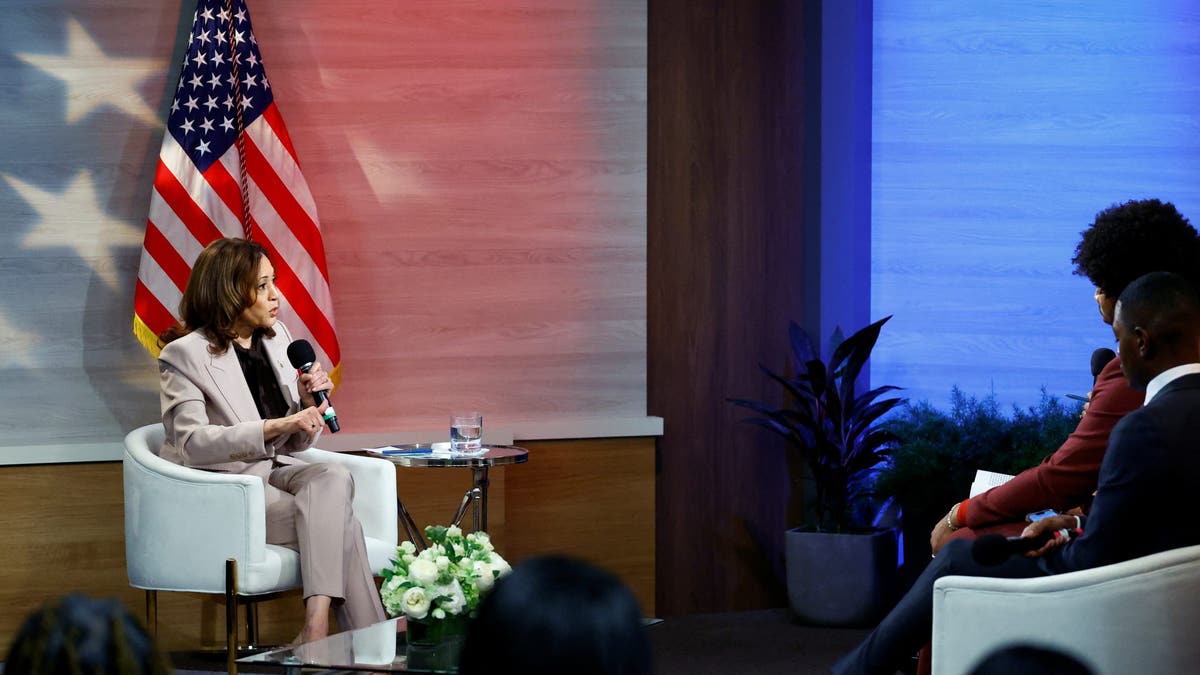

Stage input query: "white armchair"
[
  {"left": 932, "top": 544, "right": 1200, "bottom": 675},
  {"left": 123, "top": 423, "right": 397, "bottom": 665}
]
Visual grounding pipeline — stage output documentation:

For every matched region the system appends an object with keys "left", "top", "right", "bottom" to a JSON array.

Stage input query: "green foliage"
[
  {"left": 730, "top": 317, "right": 905, "bottom": 532},
  {"left": 875, "top": 387, "right": 1082, "bottom": 527}
]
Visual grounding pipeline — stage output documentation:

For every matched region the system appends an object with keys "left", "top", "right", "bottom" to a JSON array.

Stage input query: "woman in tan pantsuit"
[{"left": 156, "top": 237, "right": 386, "bottom": 641}]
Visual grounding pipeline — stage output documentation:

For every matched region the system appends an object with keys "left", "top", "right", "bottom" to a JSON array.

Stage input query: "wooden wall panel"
[
  {"left": 504, "top": 438, "right": 656, "bottom": 615},
  {"left": 0, "top": 436, "right": 653, "bottom": 651},
  {"left": 251, "top": 0, "right": 648, "bottom": 432},
  {"left": 871, "top": 1, "right": 1200, "bottom": 408},
  {"left": 0, "top": 0, "right": 180, "bottom": 452},
  {"left": 0, "top": 0, "right": 647, "bottom": 452},
  {"left": 648, "top": 0, "right": 809, "bottom": 615},
  {"left": 394, "top": 465, "right": 508, "bottom": 547},
  {"left": 0, "top": 0, "right": 653, "bottom": 649},
  {"left": 0, "top": 461, "right": 313, "bottom": 650}
]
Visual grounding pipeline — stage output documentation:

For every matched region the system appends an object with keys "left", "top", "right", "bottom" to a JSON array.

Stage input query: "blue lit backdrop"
[{"left": 871, "top": 0, "right": 1200, "bottom": 409}]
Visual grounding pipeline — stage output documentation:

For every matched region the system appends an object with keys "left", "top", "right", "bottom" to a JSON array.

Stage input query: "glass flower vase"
[{"left": 404, "top": 615, "right": 468, "bottom": 671}]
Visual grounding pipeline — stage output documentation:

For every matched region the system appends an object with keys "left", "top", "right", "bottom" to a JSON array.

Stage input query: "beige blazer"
[{"left": 157, "top": 321, "right": 319, "bottom": 480}]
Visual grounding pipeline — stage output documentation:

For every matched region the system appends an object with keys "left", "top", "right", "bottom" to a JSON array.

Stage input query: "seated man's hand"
[
  {"left": 930, "top": 509, "right": 959, "bottom": 554},
  {"left": 931, "top": 504, "right": 960, "bottom": 552},
  {"left": 1019, "top": 514, "right": 1079, "bottom": 558}
]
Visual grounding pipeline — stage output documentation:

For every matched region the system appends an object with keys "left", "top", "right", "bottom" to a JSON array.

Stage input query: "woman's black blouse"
[{"left": 233, "top": 332, "right": 291, "bottom": 421}]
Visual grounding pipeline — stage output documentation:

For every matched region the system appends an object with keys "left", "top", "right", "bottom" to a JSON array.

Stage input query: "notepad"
[{"left": 969, "top": 469, "right": 1015, "bottom": 497}]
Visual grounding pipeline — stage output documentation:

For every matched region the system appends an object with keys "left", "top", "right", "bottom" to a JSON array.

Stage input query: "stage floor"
[{"left": 160, "top": 608, "right": 872, "bottom": 674}]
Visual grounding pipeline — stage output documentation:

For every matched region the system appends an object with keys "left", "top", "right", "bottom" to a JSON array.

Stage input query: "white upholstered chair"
[
  {"left": 123, "top": 423, "right": 398, "bottom": 667},
  {"left": 932, "top": 544, "right": 1200, "bottom": 675}
]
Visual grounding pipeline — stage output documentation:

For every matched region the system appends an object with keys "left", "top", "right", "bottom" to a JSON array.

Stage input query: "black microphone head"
[
  {"left": 286, "top": 339, "right": 316, "bottom": 369},
  {"left": 1091, "top": 347, "right": 1116, "bottom": 378},
  {"left": 970, "top": 534, "right": 1012, "bottom": 566}
]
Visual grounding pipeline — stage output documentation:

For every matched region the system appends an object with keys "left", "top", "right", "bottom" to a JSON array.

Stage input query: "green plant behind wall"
[{"left": 875, "top": 386, "right": 1082, "bottom": 532}]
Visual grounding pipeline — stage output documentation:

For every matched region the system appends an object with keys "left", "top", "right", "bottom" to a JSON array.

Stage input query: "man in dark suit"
[
  {"left": 834, "top": 270, "right": 1200, "bottom": 675},
  {"left": 932, "top": 199, "right": 1199, "bottom": 554}
]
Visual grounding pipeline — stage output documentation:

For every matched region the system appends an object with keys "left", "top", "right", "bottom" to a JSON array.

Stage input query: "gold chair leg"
[
  {"left": 225, "top": 558, "right": 238, "bottom": 675},
  {"left": 144, "top": 590, "right": 158, "bottom": 638},
  {"left": 246, "top": 600, "right": 260, "bottom": 648}
]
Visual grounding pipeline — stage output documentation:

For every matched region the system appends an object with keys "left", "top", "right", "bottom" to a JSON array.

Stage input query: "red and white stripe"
[{"left": 133, "top": 101, "right": 341, "bottom": 380}]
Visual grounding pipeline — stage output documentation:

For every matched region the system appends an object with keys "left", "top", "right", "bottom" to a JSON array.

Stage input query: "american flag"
[{"left": 133, "top": 0, "right": 340, "bottom": 383}]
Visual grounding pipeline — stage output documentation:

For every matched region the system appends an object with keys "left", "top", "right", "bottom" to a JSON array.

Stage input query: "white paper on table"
[
  {"left": 363, "top": 445, "right": 403, "bottom": 456},
  {"left": 362, "top": 444, "right": 454, "bottom": 457}
]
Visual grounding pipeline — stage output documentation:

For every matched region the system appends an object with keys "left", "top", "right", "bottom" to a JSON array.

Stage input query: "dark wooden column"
[{"left": 649, "top": 0, "right": 811, "bottom": 614}]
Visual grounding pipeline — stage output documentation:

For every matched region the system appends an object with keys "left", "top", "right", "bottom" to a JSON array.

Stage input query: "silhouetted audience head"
[
  {"left": 4, "top": 594, "right": 171, "bottom": 675},
  {"left": 968, "top": 644, "right": 1094, "bottom": 675},
  {"left": 458, "top": 555, "right": 652, "bottom": 675}
]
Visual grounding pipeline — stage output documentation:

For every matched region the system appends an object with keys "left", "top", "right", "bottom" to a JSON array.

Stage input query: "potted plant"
[{"left": 730, "top": 316, "right": 905, "bottom": 626}]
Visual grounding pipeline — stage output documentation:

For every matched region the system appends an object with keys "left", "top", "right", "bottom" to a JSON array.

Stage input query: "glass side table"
[
  {"left": 368, "top": 444, "right": 528, "bottom": 548},
  {"left": 238, "top": 617, "right": 461, "bottom": 673}
]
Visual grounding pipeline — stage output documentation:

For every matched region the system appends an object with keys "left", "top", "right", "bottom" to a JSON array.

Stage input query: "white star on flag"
[{"left": 133, "top": 0, "right": 343, "bottom": 387}]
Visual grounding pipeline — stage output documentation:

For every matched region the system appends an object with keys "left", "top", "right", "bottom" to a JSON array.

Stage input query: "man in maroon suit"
[
  {"left": 931, "top": 198, "right": 1199, "bottom": 551},
  {"left": 839, "top": 269, "right": 1200, "bottom": 675},
  {"left": 915, "top": 199, "right": 1200, "bottom": 675}
]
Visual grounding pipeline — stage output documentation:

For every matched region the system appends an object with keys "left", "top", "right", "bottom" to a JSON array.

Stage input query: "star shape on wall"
[
  {"left": 15, "top": 17, "right": 164, "bottom": 126},
  {"left": 0, "top": 310, "right": 39, "bottom": 370},
  {"left": 2, "top": 170, "right": 144, "bottom": 290}
]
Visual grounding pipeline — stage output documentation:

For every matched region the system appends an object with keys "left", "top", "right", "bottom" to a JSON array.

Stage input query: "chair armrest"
[
  {"left": 936, "top": 544, "right": 1200, "bottom": 596},
  {"left": 293, "top": 448, "right": 398, "bottom": 546},
  {"left": 123, "top": 447, "right": 267, "bottom": 594},
  {"left": 932, "top": 545, "right": 1200, "bottom": 675}
]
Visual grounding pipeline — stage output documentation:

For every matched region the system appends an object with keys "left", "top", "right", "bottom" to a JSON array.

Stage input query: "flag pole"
[
  {"left": 136, "top": 0, "right": 342, "bottom": 376},
  {"left": 224, "top": 0, "right": 252, "bottom": 238}
]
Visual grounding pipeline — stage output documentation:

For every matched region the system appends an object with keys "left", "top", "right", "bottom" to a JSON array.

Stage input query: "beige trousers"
[{"left": 265, "top": 462, "right": 387, "bottom": 631}]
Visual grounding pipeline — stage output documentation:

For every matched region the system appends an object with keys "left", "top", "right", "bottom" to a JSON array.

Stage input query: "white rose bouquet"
[{"left": 381, "top": 525, "right": 512, "bottom": 623}]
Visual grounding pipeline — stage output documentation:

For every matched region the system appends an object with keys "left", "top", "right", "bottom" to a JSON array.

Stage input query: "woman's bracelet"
[{"left": 946, "top": 503, "right": 961, "bottom": 531}]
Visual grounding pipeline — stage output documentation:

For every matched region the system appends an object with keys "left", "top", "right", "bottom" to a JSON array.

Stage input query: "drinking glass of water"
[{"left": 450, "top": 411, "right": 483, "bottom": 454}]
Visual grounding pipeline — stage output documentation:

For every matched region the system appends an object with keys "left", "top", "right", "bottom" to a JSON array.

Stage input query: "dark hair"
[
  {"left": 1072, "top": 199, "right": 1200, "bottom": 297},
  {"left": 158, "top": 237, "right": 274, "bottom": 353},
  {"left": 4, "top": 594, "right": 172, "bottom": 675},
  {"left": 458, "top": 555, "right": 652, "bottom": 675},
  {"left": 1115, "top": 271, "right": 1200, "bottom": 346},
  {"left": 968, "top": 644, "right": 1093, "bottom": 675}
]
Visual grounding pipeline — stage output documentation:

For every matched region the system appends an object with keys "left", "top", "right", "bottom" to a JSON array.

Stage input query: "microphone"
[
  {"left": 1090, "top": 347, "right": 1116, "bottom": 383},
  {"left": 971, "top": 529, "right": 1080, "bottom": 566},
  {"left": 286, "top": 339, "right": 339, "bottom": 433}
]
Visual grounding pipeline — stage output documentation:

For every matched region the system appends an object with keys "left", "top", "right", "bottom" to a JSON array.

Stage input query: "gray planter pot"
[{"left": 785, "top": 527, "right": 900, "bottom": 626}]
